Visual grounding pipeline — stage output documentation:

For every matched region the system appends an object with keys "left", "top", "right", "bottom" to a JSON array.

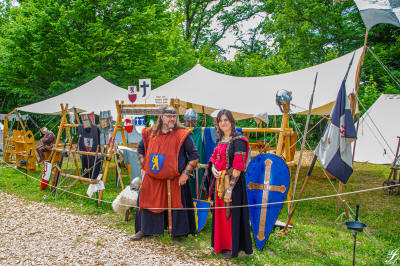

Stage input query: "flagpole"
[
  {"left": 351, "top": 29, "right": 369, "bottom": 161},
  {"left": 336, "top": 30, "right": 369, "bottom": 215},
  {"left": 278, "top": 73, "right": 318, "bottom": 235},
  {"left": 288, "top": 74, "right": 318, "bottom": 213}
]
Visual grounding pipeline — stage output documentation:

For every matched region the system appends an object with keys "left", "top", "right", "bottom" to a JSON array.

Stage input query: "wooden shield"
[{"left": 246, "top": 153, "right": 290, "bottom": 251}]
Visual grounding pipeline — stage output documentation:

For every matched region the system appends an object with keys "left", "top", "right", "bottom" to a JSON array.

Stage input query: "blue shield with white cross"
[{"left": 150, "top": 153, "right": 165, "bottom": 174}]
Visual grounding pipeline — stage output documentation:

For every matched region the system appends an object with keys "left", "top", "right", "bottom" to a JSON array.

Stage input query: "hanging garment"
[{"left": 78, "top": 125, "right": 101, "bottom": 179}]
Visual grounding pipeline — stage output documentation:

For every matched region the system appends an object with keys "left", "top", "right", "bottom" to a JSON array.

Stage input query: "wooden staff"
[
  {"left": 167, "top": 179, "right": 172, "bottom": 235},
  {"left": 288, "top": 73, "right": 318, "bottom": 217}
]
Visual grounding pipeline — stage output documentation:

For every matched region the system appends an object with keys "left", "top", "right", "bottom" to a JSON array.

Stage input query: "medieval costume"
[
  {"left": 36, "top": 128, "right": 55, "bottom": 163},
  {"left": 78, "top": 124, "right": 101, "bottom": 179},
  {"left": 209, "top": 133, "right": 253, "bottom": 258},
  {"left": 134, "top": 127, "right": 199, "bottom": 238}
]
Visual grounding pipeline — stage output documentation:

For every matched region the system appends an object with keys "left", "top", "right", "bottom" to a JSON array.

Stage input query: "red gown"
[{"left": 209, "top": 138, "right": 248, "bottom": 254}]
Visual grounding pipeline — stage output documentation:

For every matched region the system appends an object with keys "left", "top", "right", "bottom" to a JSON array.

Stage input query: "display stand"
[
  {"left": 48, "top": 104, "right": 122, "bottom": 205},
  {"left": 2, "top": 109, "right": 37, "bottom": 173}
]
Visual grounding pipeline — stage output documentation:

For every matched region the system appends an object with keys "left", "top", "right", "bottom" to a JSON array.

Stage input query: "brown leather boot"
[{"left": 130, "top": 231, "right": 144, "bottom": 241}]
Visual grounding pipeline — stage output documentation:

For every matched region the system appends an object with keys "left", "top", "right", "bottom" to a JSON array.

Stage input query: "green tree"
[
  {"left": 0, "top": 0, "right": 198, "bottom": 112},
  {"left": 174, "top": 0, "right": 263, "bottom": 52}
]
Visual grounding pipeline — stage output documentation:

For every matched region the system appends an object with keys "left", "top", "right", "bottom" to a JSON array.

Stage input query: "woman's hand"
[
  {"left": 224, "top": 189, "right": 232, "bottom": 203},
  {"left": 212, "top": 165, "right": 221, "bottom": 178}
]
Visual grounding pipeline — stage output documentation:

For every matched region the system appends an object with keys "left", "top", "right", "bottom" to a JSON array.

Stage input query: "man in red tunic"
[
  {"left": 36, "top": 127, "right": 55, "bottom": 164},
  {"left": 131, "top": 106, "right": 199, "bottom": 243}
]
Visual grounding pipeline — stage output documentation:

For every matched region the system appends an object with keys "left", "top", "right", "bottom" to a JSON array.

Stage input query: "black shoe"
[
  {"left": 221, "top": 250, "right": 232, "bottom": 259},
  {"left": 172, "top": 236, "right": 182, "bottom": 243},
  {"left": 130, "top": 231, "right": 144, "bottom": 241}
]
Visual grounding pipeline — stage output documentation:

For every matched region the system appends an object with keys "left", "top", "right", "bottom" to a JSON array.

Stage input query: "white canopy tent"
[
  {"left": 137, "top": 48, "right": 364, "bottom": 120},
  {"left": 354, "top": 94, "right": 400, "bottom": 164},
  {"left": 18, "top": 76, "right": 129, "bottom": 118},
  {"left": 19, "top": 48, "right": 364, "bottom": 121}
]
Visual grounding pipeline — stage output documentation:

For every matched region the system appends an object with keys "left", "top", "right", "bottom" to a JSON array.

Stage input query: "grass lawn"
[{"left": 0, "top": 159, "right": 399, "bottom": 265}]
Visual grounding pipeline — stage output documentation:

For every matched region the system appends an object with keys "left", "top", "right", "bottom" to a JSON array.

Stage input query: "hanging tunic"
[
  {"left": 209, "top": 134, "right": 253, "bottom": 258},
  {"left": 78, "top": 125, "right": 101, "bottom": 179}
]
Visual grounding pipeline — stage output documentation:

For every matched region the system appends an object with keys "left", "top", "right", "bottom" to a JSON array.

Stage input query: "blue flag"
[{"left": 314, "top": 54, "right": 357, "bottom": 184}]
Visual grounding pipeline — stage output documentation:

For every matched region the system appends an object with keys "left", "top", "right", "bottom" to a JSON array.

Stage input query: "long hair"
[
  {"left": 215, "top": 109, "right": 236, "bottom": 140},
  {"left": 151, "top": 106, "right": 185, "bottom": 137}
]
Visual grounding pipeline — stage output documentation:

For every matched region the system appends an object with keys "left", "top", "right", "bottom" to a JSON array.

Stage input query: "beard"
[
  {"left": 161, "top": 117, "right": 176, "bottom": 131},
  {"left": 166, "top": 122, "right": 175, "bottom": 130}
]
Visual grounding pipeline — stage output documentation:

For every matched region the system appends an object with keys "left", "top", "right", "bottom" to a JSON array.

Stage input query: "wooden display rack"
[
  {"left": 99, "top": 100, "right": 162, "bottom": 204},
  {"left": 48, "top": 104, "right": 123, "bottom": 204},
  {"left": 2, "top": 109, "right": 37, "bottom": 173}
]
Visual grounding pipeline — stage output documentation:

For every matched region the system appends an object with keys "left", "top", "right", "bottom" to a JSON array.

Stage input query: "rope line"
[
  {"left": 1, "top": 160, "right": 398, "bottom": 211},
  {"left": 367, "top": 46, "right": 400, "bottom": 89}
]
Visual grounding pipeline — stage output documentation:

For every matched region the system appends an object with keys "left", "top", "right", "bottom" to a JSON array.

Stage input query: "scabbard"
[
  {"left": 50, "top": 168, "right": 60, "bottom": 192},
  {"left": 167, "top": 179, "right": 172, "bottom": 235},
  {"left": 225, "top": 202, "right": 232, "bottom": 221}
]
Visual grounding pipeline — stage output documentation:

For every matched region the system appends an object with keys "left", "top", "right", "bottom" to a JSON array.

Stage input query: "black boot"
[{"left": 130, "top": 231, "right": 144, "bottom": 241}]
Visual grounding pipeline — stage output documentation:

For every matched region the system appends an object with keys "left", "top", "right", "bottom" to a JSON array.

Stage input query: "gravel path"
[{"left": 0, "top": 191, "right": 217, "bottom": 265}]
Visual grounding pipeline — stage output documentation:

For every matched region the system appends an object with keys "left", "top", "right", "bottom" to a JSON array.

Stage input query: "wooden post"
[
  {"left": 98, "top": 100, "right": 122, "bottom": 204},
  {"left": 276, "top": 103, "right": 290, "bottom": 156},
  {"left": 275, "top": 103, "right": 294, "bottom": 224},
  {"left": 117, "top": 100, "right": 131, "bottom": 181},
  {"left": 202, "top": 106, "right": 206, "bottom": 127}
]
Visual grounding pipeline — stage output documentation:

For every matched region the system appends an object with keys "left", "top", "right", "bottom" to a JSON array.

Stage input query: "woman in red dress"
[{"left": 209, "top": 109, "right": 253, "bottom": 258}]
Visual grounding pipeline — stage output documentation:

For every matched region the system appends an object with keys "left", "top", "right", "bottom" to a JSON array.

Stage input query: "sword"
[{"left": 50, "top": 138, "right": 68, "bottom": 193}]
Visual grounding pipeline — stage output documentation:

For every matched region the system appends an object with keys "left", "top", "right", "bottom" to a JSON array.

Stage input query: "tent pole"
[{"left": 202, "top": 106, "right": 206, "bottom": 127}]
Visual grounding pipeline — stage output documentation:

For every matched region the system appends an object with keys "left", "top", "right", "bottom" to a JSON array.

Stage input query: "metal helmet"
[
  {"left": 183, "top": 108, "right": 198, "bottom": 127},
  {"left": 276, "top": 89, "right": 292, "bottom": 113}
]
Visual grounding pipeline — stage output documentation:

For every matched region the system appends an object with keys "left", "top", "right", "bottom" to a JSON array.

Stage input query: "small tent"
[
  {"left": 18, "top": 76, "right": 129, "bottom": 119},
  {"left": 354, "top": 94, "right": 400, "bottom": 164}
]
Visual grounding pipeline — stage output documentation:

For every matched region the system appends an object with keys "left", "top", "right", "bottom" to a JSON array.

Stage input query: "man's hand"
[{"left": 179, "top": 173, "right": 189, "bottom": 186}]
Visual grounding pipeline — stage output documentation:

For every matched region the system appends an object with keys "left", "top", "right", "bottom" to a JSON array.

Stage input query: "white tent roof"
[
  {"left": 138, "top": 48, "right": 364, "bottom": 119},
  {"left": 18, "top": 76, "right": 129, "bottom": 118},
  {"left": 354, "top": 94, "right": 400, "bottom": 164}
]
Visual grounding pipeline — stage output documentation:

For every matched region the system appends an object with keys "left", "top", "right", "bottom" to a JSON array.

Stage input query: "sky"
[{"left": 217, "top": 12, "right": 266, "bottom": 60}]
